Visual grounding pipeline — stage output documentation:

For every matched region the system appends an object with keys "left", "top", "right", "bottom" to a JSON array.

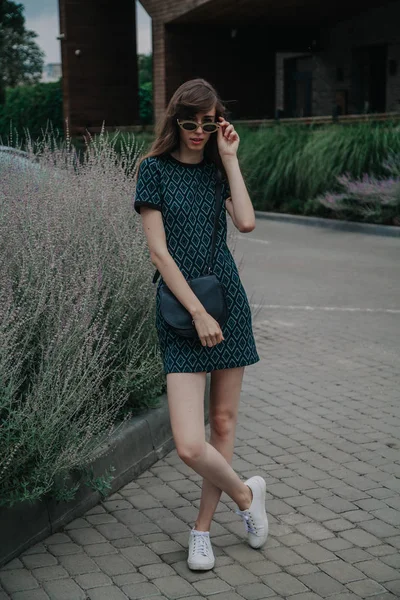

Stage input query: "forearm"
[
  {"left": 152, "top": 251, "right": 206, "bottom": 318},
  {"left": 223, "top": 157, "right": 255, "bottom": 232}
]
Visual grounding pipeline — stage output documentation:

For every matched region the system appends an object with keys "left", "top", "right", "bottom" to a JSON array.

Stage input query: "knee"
[
  {"left": 176, "top": 441, "right": 205, "bottom": 465},
  {"left": 211, "top": 410, "right": 237, "bottom": 441}
]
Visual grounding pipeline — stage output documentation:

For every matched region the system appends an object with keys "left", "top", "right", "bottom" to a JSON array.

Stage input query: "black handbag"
[{"left": 153, "top": 170, "right": 228, "bottom": 338}]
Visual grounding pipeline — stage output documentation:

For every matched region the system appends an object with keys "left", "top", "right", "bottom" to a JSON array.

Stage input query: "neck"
[{"left": 172, "top": 147, "right": 204, "bottom": 165}]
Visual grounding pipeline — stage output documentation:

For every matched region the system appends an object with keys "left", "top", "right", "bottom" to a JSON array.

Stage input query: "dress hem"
[{"left": 163, "top": 357, "right": 260, "bottom": 375}]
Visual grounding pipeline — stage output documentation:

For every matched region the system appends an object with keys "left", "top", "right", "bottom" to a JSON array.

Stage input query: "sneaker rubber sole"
[{"left": 247, "top": 475, "right": 269, "bottom": 549}]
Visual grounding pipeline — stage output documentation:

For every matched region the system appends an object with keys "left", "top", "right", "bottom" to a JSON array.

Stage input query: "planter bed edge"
[{"left": 0, "top": 379, "right": 210, "bottom": 567}]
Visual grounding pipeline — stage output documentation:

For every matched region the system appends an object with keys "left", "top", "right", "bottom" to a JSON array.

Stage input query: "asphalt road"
[
  {"left": 234, "top": 219, "right": 400, "bottom": 356},
  {"left": 235, "top": 219, "right": 400, "bottom": 311}
]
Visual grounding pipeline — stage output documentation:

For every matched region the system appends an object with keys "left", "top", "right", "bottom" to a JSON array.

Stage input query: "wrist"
[
  {"left": 221, "top": 155, "right": 239, "bottom": 168},
  {"left": 190, "top": 305, "right": 206, "bottom": 319}
]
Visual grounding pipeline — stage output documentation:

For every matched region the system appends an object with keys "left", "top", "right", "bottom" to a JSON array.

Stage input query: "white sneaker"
[
  {"left": 236, "top": 476, "right": 269, "bottom": 549},
  {"left": 187, "top": 529, "right": 215, "bottom": 570}
]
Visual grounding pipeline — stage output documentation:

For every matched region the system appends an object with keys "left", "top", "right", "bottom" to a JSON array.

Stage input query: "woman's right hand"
[{"left": 192, "top": 311, "right": 225, "bottom": 347}]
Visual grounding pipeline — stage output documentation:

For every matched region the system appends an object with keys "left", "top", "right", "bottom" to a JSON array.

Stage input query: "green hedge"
[
  {"left": 0, "top": 81, "right": 63, "bottom": 141},
  {"left": 139, "top": 81, "right": 153, "bottom": 124},
  {"left": 0, "top": 80, "right": 153, "bottom": 143}
]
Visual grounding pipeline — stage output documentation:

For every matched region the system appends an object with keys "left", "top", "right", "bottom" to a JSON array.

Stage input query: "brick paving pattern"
[{"left": 1, "top": 223, "right": 399, "bottom": 599}]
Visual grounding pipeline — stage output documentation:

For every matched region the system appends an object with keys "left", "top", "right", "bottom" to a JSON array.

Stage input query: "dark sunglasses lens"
[
  {"left": 182, "top": 122, "right": 197, "bottom": 131},
  {"left": 203, "top": 123, "right": 218, "bottom": 132}
]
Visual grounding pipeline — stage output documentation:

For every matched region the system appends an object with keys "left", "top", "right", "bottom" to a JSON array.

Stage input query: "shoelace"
[
  {"left": 191, "top": 532, "right": 211, "bottom": 557},
  {"left": 236, "top": 509, "right": 257, "bottom": 535}
]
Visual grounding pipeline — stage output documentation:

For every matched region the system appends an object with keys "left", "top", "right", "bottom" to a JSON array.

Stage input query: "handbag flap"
[
  {"left": 190, "top": 275, "right": 226, "bottom": 321},
  {"left": 159, "top": 275, "right": 227, "bottom": 331}
]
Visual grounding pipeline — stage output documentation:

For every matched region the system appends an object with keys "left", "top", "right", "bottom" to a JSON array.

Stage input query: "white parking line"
[
  {"left": 237, "top": 236, "right": 270, "bottom": 244},
  {"left": 250, "top": 304, "right": 400, "bottom": 314}
]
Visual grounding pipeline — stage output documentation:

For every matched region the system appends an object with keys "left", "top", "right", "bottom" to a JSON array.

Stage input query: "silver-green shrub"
[
  {"left": 318, "top": 153, "right": 400, "bottom": 224},
  {"left": 0, "top": 130, "right": 164, "bottom": 507}
]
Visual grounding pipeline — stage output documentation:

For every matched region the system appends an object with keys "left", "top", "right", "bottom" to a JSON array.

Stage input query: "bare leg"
[
  {"left": 167, "top": 372, "right": 252, "bottom": 511},
  {"left": 195, "top": 367, "right": 244, "bottom": 531}
]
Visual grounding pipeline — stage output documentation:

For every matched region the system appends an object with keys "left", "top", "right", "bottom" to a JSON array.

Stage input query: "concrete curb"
[
  {"left": 255, "top": 211, "right": 400, "bottom": 238},
  {"left": 0, "top": 378, "right": 211, "bottom": 567}
]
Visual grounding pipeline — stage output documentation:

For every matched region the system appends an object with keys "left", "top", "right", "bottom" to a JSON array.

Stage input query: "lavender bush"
[
  {"left": 0, "top": 129, "right": 165, "bottom": 507},
  {"left": 318, "top": 154, "right": 400, "bottom": 225}
]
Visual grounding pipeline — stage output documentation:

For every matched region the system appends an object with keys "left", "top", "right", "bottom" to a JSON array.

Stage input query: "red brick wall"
[
  {"left": 59, "top": 0, "right": 139, "bottom": 134},
  {"left": 141, "top": 0, "right": 214, "bottom": 123},
  {"left": 312, "top": 1, "right": 400, "bottom": 115}
]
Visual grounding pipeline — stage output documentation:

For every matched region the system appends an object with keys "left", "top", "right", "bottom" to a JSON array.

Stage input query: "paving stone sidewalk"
[{"left": 1, "top": 304, "right": 399, "bottom": 600}]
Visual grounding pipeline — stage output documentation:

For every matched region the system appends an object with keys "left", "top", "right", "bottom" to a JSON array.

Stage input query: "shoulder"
[{"left": 138, "top": 155, "right": 161, "bottom": 174}]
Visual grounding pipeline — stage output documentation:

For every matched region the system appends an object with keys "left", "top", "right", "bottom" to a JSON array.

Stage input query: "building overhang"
[{"left": 141, "top": 0, "right": 396, "bottom": 28}]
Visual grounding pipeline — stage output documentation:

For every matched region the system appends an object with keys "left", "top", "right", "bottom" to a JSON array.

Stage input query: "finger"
[
  {"left": 218, "top": 117, "right": 230, "bottom": 133},
  {"left": 210, "top": 331, "right": 218, "bottom": 346},
  {"left": 229, "top": 129, "right": 238, "bottom": 141}
]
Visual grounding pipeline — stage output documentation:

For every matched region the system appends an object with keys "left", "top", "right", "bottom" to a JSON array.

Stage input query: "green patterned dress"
[{"left": 134, "top": 154, "right": 259, "bottom": 374}]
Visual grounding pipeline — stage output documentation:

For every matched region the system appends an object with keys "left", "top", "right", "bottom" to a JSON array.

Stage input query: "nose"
[{"left": 195, "top": 123, "right": 202, "bottom": 133}]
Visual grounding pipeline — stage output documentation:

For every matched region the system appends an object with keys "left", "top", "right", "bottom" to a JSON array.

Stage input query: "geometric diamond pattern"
[{"left": 134, "top": 154, "right": 260, "bottom": 373}]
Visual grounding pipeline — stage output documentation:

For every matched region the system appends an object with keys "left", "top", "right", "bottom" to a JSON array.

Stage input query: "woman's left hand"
[{"left": 217, "top": 117, "right": 239, "bottom": 159}]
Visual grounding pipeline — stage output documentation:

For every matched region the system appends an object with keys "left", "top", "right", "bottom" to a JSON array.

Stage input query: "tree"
[
  {"left": 0, "top": 1, "right": 45, "bottom": 103},
  {"left": 138, "top": 53, "right": 152, "bottom": 86}
]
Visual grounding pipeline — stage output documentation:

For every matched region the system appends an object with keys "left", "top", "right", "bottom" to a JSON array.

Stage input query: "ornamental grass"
[{"left": 237, "top": 121, "right": 400, "bottom": 222}]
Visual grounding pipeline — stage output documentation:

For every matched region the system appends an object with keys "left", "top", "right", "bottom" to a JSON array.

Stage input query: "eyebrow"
[{"left": 188, "top": 114, "right": 215, "bottom": 120}]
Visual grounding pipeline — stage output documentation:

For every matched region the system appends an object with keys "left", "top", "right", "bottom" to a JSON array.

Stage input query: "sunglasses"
[{"left": 177, "top": 119, "right": 220, "bottom": 133}]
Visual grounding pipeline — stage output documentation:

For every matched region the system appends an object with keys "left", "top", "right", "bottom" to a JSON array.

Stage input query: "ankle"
[
  {"left": 237, "top": 484, "right": 253, "bottom": 511},
  {"left": 193, "top": 522, "right": 210, "bottom": 533}
]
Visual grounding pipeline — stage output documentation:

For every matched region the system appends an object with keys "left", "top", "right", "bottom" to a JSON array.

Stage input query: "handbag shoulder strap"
[
  {"left": 152, "top": 168, "right": 223, "bottom": 284},
  {"left": 208, "top": 169, "right": 223, "bottom": 275}
]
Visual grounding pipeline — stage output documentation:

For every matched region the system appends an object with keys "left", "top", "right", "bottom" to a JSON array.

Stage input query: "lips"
[{"left": 190, "top": 138, "right": 204, "bottom": 143}]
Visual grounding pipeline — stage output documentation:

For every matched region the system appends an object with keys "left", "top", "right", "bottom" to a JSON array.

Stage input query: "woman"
[{"left": 134, "top": 79, "right": 268, "bottom": 570}]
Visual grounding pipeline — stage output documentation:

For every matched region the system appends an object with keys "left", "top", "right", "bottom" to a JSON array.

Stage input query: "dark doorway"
[
  {"left": 352, "top": 45, "right": 387, "bottom": 113},
  {"left": 335, "top": 90, "right": 348, "bottom": 116},
  {"left": 284, "top": 56, "right": 313, "bottom": 118}
]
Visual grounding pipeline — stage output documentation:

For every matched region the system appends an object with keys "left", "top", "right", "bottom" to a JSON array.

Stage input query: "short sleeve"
[{"left": 134, "top": 157, "right": 162, "bottom": 214}]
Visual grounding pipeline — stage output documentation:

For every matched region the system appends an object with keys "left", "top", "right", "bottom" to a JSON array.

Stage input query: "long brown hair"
[{"left": 138, "top": 78, "right": 227, "bottom": 175}]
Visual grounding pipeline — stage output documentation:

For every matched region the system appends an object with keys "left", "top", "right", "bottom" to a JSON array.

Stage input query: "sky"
[{"left": 22, "top": 0, "right": 152, "bottom": 64}]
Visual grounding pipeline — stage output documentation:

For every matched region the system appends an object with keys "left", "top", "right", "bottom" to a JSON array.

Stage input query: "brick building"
[{"left": 59, "top": 0, "right": 400, "bottom": 133}]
